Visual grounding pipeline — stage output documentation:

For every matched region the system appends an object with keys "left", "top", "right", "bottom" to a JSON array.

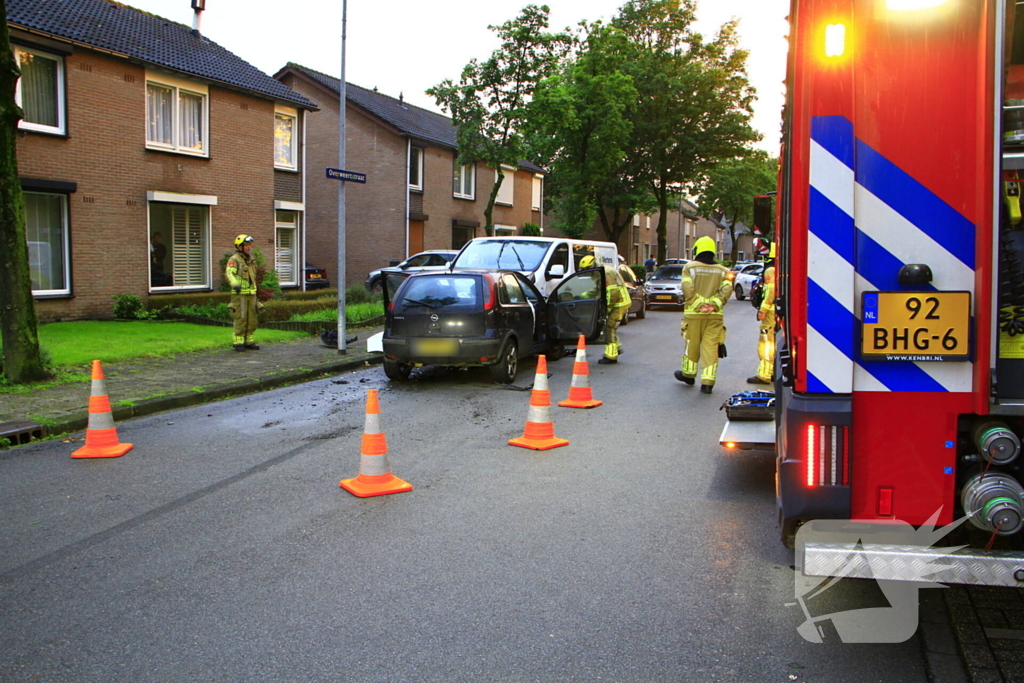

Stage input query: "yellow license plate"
[
  {"left": 861, "top": 291, "right": 971, "bottom": 361},
  {"left": 656, "top": 295, "right": 673, "bottom": 300},
  {"left": 413, "top": 338, "right": 459, "bottom": 356},
  {"left": 309, "top": 273, "right": 322, "bottom": 278}
]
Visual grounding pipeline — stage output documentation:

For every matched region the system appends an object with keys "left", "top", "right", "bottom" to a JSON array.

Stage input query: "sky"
[{"left": 119, "top": 0, "right": 790, "bottom": 152}]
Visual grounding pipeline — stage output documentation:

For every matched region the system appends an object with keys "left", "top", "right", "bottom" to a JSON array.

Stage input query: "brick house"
[
  {"left": 273, "top": 64, "right": 547, "bottom": 288},
  {"left": 569, "top": 198, "right": 724, "bottom": 265},
  {"left": 10, "top": 0, "right": 317, "bottom": 321}
]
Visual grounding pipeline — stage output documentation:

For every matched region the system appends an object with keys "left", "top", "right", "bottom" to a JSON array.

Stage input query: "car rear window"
[{"left": 394, "top": 275, "right": 480, "bottom": 310}]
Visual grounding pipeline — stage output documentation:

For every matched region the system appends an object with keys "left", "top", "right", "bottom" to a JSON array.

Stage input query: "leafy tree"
[
  {"left": 614, "top": 0, "right": 759, "bottom": 262},
  {"left": 527, "top": 22, "right": 641, "bottom": 240},
  {"left": 428, "top": 5, "right": 571, "bottom": 236},
  {"left": 700, "top": 149, "right": 778, "bottom": 262},
  {"left": 0, "top": 0, "right": 47, "bottom": 384}
]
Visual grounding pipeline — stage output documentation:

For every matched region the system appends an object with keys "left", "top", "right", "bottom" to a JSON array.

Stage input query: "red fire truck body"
[{"left": 753, "top": 0, "right": 1024, "bottom": 585}]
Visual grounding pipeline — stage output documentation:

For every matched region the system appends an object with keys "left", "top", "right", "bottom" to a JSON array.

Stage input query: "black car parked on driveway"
[{"left": 381, "top": 268, "right": 608, "bottom": 383}]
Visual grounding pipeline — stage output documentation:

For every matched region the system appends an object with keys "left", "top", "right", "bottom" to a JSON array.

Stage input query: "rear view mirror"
[{"left": 547, "top": 264, "right": 565, "bottom": 280}]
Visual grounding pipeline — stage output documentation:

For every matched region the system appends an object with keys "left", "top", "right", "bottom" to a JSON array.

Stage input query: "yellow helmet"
[
  {"left": 694, "top": 236, "right": 716, "bottom": 257},
  {"left": 579, "top": 254, "right": 596, "bottom": 269},
  {"left": 234, "top": 234, "right": 253, "bottom": 250}
]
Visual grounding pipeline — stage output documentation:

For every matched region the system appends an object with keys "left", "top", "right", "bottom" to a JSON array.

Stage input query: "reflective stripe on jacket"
[
  {"left": 759, "top": 265, "right": 776, "bottom": 314},
  {"left": 226, "top": 252, "right": 258, "bottom": 295},
  {"left": 681, "top": 261, "right": 732, "bottom": 316}
]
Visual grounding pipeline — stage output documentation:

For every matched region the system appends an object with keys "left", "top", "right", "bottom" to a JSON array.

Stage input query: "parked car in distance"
[
  {"left": 663, "top": 258, "right": 689, "bottom": 266},
  {"left": 380, "top": 268, "right": 607, "bottom": 383},
  {"left": 365, "top": 250, "right": 458, "bottom": 292},
  {"left": 305, "top": 263, "right": 330, "bottom": 290},
  {"left": 617, "top": 263, "right": 645, "bottom": 324},
  {"left": 645, "top": 265, "right": 685, "bottom": 309},
  {"left": 732, "top": 262, "right": 765, "bottom": 300}
]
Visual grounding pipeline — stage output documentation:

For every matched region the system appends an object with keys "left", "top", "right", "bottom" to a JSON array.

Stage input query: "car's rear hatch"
[{"left": 389, "top": 273, "right": 489, "bottom": 338}]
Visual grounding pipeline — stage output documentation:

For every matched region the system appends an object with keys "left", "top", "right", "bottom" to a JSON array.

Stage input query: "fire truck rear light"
[
  {"left": 805, "top": 424, "right": 849, "bottom": 487},
  {"left": 825, "top": 24, "right": 846, "bottom": 58},
  {"left": 878, "top": 487, "right": 894, "bottom": 516}
]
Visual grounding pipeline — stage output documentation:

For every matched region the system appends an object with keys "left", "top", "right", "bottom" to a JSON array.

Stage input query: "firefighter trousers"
[
  {"left": 756, "top": 311, "right": 776, "bottom": 383},
  {"left": 681, "top": 315, "right": 724, "bottom": 386},
  {"left": 604, "top": 306, "right": 627, "bottom": 359},
  {"left": 230, "top": 294, "right": 258, "bottom": 345}
]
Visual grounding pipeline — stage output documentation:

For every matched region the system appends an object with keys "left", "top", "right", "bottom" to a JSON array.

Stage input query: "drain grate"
[{"left": 0, "top": 421, "right": 46, "bottom": 446}]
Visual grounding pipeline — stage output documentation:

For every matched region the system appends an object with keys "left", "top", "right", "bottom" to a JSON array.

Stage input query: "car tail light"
[
  {"left": 483, "top": 277, "right": 496, "bottom": 310},
  {"left": 805, "top": 424, "right": 849, "bottom": 487}
]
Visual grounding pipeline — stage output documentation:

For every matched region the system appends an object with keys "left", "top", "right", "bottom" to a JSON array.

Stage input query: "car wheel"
[
  {"left": 490, "top": 338, "right": 518, "bottom": 384},
  {"left": 735, "top": 285, "right": 745, "bottom": 301},
  {"left": 383, "top": 358, "right": 412, "bottom": 381},
  {"left": 637, "top": 300, "right": 646, "bottom": 319},
  {"left": 545, "top": 344, "right": 565, "bottom": 361}
]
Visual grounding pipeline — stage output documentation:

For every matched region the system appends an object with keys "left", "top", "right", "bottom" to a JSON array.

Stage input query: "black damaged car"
[{"left": 381, "top": 268, "right": 607, "bottom": 383}]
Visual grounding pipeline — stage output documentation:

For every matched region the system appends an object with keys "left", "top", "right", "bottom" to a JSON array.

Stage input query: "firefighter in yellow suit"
[
  {"left": 675, "top": 236, "right": 733, "bottom": 394},
  {"left": 749, "top": 243, "right": 777, "bottom": 385},
  {"left": 226, "top": 234, "right": 259, "bottom": 351},
  {"left": 599, "top": 263, "right": 631, "bottom": 364}
]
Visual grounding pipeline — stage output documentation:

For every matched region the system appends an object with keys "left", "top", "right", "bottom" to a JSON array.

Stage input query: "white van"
[{"left": 451, "top": 236, "right": 619, "bottom": 296}]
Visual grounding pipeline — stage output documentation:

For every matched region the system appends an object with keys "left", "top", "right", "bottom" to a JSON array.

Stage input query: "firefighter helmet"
[
  {"left": 579, "top": 254, "right": 596, "bottom": 269},
  {"left": 234, "top": 234, "right": 254, "bottom": 250},
  {"left": 694, "top": 236, "right": 716, "bottom": 257}
]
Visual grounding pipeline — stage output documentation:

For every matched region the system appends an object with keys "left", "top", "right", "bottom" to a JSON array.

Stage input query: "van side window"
[{"left": 548, "top": 243, "right": 569, "bottom": 276}]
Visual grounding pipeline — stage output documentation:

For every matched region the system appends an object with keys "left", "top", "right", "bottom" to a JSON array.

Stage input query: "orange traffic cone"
[
  {"left": 509, "top": 355, "right": 570, "bottom": 450},
  {"left": 340, "top": 389, "right": 413, "bottom": 497},
  {"left": 71, "top": 360, "right": 133, "bottom": 459},
  {"left": 558, "top": 335, "right": 603, "bottom": 409}
]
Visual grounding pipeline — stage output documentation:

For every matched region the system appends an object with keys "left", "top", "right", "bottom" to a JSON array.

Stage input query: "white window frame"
[
  {"left": 25, "top": 191, "right": 70, "bottom": 296},
  {"left": 495, "top": 165, "right": 515, "bottom": 206},
  {"left": 274, "top": 105, "right": 298, "bottom": 170},
  {"left": 147, "top": 192, "right": 216, "bottom": 291},
  {"left": 409, "top": 146, "right": 424, "bottom": 191},
  {"left": 531, "top": 174, "right": 543, "bottom": 211},
  {"left": 275, "top": 209, "right": 300, "bottom": 287},
  {"left": 145, "top": 70, "right": 209, "bottom": 157},
  {"left": 633, "top": 214, "right": 640, "bottom": 227},
  {"left": 453, "top": 161, "right": 475, "bottom": 200},
  {"left": 15, "top": 46, "right": 65, "bottom": 135},
  {"left": 494, "top": 223, "right": 516, "bottom": 236}
]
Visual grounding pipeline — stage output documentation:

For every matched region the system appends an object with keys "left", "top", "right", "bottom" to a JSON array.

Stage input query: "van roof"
[{"left": 464, "top": 236, "right": 617, "bottom": 247}]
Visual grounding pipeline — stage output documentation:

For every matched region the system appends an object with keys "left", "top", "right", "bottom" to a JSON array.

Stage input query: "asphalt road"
[{"left": 0, "top": 299, "right": 931, "bottom": 682}]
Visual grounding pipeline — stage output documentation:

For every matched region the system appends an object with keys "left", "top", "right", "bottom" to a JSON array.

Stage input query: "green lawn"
[{"left": 32, "top": 321, "right": 307, "bottom": 368}]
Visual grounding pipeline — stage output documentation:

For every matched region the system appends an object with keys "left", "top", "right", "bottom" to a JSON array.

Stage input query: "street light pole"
[{"left": 336, "top": 0, "right": 348, "bottom": 354}]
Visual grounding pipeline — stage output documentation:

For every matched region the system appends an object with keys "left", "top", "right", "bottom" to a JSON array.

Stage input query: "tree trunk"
[
  {"left": 728, "top": 209, "right": 740, "bottom": 263},
  {"left": 655, "top": 184, "right": 669, "bottom": 264},
  {"left": 0, "top": 1, "right": 47, "bottom": 384},
  {"left": 483, "top": 167, "right": 504, "bottom": 237}
]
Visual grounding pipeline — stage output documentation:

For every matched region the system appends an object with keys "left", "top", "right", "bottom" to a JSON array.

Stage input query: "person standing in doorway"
[{"left": 226, "top": 234, "right": 259, "bottom": 351}]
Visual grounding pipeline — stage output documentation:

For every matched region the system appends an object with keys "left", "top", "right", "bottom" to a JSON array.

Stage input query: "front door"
[{"left": 547, "top": 268, "right": 606, "bottom": 343}]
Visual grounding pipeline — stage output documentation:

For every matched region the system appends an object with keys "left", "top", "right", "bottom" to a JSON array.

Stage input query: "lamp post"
[{"left": 336, "top": 0, "right": 348, "bottom": 354}]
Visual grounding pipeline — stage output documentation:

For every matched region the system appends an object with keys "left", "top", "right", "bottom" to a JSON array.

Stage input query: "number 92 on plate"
[{"left": 860, "top": 291, "right": 971, "bottom": 362}]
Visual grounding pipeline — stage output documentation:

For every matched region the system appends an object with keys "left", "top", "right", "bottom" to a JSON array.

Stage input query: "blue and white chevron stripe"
[{"left": 806, "top": 115, "right": 975, "bottom": 394}]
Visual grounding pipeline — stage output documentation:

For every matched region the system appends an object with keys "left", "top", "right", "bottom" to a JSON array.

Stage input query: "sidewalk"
[{"left": 0, "top": 325, "right": 384, "bottom": 441}]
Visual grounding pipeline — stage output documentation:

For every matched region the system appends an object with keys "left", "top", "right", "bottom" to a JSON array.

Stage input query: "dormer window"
[
  {"left": 15, "top": 46, "right": 65, "bottom": 135},
  {"left": 146, "top": 71, "right": 208, "bottom": 156}
]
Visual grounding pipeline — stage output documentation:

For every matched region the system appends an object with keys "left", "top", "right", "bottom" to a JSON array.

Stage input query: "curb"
[{"left": 43, "top": 353, "right": 384, "bottom": 438}]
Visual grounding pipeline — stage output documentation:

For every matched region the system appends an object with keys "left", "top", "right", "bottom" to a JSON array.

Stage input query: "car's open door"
[
  {"left": 546, "top": 267, "right": 606, "bottom": 342},
  {"left": 381, "top": 270, "right": 412, "bottom": 311}
]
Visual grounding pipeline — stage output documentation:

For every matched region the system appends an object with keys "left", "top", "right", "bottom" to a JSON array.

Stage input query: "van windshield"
[{"left": 454, "top": 239, "right": 550, "bottom": 271}]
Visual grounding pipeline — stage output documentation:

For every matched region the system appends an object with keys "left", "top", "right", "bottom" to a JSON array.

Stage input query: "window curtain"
[
  {"left": 147, "top": 84, "right": 173, "bottom": 145},
  {"left": 24, "top": 193, "right": 66, "bottom": 292},
  {"left": 171, "top": 206, "right": 207, "bottom": 287},
  {"left": 276, "top": 225, "right": 297, "bottom": 286},
  {"left": 275, "top": 115, "right": 294, "bottom": 166},
  {"left": 179, "top": 91, "right": 204, "bottom": 151},
  {"left": 18, "top": 50, "right": 58, "bottom": 127}
]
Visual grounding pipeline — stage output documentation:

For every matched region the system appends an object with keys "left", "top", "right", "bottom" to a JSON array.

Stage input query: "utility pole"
[{"left": 336, "top": 0, "right": 348, "bottom": 354}]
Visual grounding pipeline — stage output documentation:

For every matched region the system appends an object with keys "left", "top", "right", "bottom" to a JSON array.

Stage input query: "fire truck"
[{"left": 721, "top": 0, "right": 1024, "bottom": 587}]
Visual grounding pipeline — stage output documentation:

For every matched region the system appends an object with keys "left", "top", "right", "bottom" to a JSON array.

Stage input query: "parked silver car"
[
  {"left": 732, "top": 262, "right": 764, "bottom": 301},
  {"left": 365, "top": 250, "right": 458, "bottom": 292},
  {"left": 644, "top": 265, "right": 685, "bottom": 309}
]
